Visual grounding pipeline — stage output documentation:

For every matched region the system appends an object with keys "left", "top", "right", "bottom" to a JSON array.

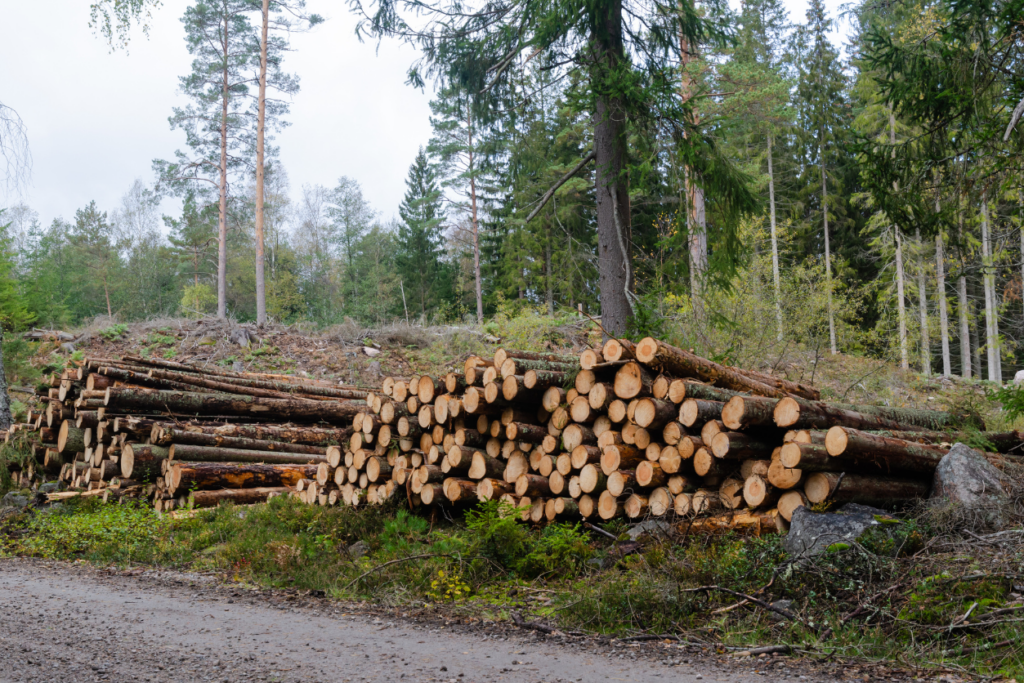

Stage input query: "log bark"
[
  {"left": 120, "top": 444, "right": 170, "bottom": 480},
  {"left": 168, "top": 444, "right": 327, "bottom": 465},
  {"left": 505, "top": 422, "right": 548, "bottom": 444},
  {"left": 824, "top": 427, "right": 948, "bottom": 474},
  {"left": 804, "top": 472, "right": 930, "bottom": 506},
  {"left": 779, "top": 442, "right": 843, "bottom": 472},
  {"left": 494, "top": 349, "right": 577, "bottom": 367},
  {"left": 104, "top": 388, "right": 360, "bottom": 421},
  {"left": 613, "top": 362, "right": 654, "bottom": 399},
  {"left": 153, "top": 428, "right": 327, "bottom": 455},
  {"left": 169, "top": 462, "right": 317, "bottom": 494},
  {"left": 680, "top": 399, "right": 724, "bottom": 428},
  {"left": 152, "top": 422, "right": 347, "bottom": 446},
  {"left": 500, "top": 358, "right": 576, "bottom": 379},
  {"left": 721, "top": 396, "right": 779, "bottom": 431},
  {"left": 634, "top": 338, "right": 789, "bottom": 398},
  {"left": 667, "top": 380, "right": 741, "bottom": 405},
  {"left": 773, "top": 396, "right": 961, "bottom": 432},
  {"left": 634, "top": 398, "right": 677, "bottom": 429}
]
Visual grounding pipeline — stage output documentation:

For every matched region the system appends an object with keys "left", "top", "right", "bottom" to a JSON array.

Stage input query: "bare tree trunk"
[
  {"left": 545, "top": 224, "right": 554, "bottom": 316},
  {"left": 981, "top": 194, "right": 1000, "bottom": 381},
  {"left": 104, "top": 277, "right": 112, "bottom": 318},
  {"left": 915, "top": 228, "right": 930, "bottom": 375},
  {"left": 821, "top": 148, "right": 836, "bottom": 355},
  {"left": 957, "top": 205, "right": 971, "bottom": 378},
  {"left": 680, "top": 33, "right": 706, "bottom": 322},
  {"left": 0, "top": 327, "right": 12, "bottom": 429},
  {"left": 468, "top": 108, "right": 483, "bottom": 323},
  {"left": 592, "top": 0, "right": 632, "bottom": 338},
  {"left": 768, "top": 132, "right": 782, "bottom": 342},
  {"left": 894, "top": 228, "right": 909, "bottom": 369},
  {"left": 254, "top": 0, "right": 270, "bottom": 326},
  {"left": 217, "top": 15, "right": 229, "bottom": 320},
  {"left": 936, "top": 234, "right": 952, "bottom": 376}
]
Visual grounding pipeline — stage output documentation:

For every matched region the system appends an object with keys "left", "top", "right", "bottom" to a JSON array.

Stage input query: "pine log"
[
  {"left": 104, "top": 388, "right": 360, "bottom": 421},
  {"left": 506, "top": 422, "right": 548, "bottom": 444},
  {"left": 824, "top": 427, "right": 946, "bottom": 474},
  {"left": 634, "top": 338, "right": 788, "bottom": 398},
  {"left": 680, "top": 399, "right": 724, "bottom": 427},
  {"left": 598, "top": 490, "right": 623, "bottom": 519},
  {"left": 500, "top": 357, "right": 576, "bottom": 379},
  {"left": 742, "top": 474, "right": 779, "bottom": 508},
  {"left": 668, "top": 380, "right": 740, "bottom": 404},
  {"left": 767, "top": 459, "right": 803, "bottom": 490},
  {"left": 468, "top": 451, "right": 505, "bottom": 480},
  {"left": 579, "top": 348, "right": 605, "bottom": 370},
  {"left": 477, "top": 478, "right": 514, "bottom": 501},
  {"left": 515, "top": 473, "right": 551, "bottom": 498},
  {"left": 777, "top": 490, "right": 808, "bottom": 522},
  {"left": 636, "top": 461, "right": 668, "bottom": 488},
  {"left": 168, "top": 462, "right": 317, "bottom": 494},
  {"left": 579, "top": 463, "right": 607, "bottom": 493},
  {"left": 601, "top": 444, "right": 644, "bottom": 475},
  {"left": 674, "top": 510, "right": 784, "bottom": 536},
  {"left": 804, "top": 472, "right": 930, "bottom": 506},
  {"left": 542, "top": 387, "right": 566, "bottom": 413},
  {"left": 168, "top": 444, "right": 327, "bottom": 465},
  {"left": 494, "top": 349, "right": 577, "bottom": 367},
  {"left": 780, "top": 442, "right": 843, "bottom": 472}
]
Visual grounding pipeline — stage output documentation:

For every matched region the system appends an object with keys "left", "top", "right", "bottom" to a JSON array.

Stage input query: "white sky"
[{"left": 0, "top": 0, "right": 849, "bottom": 231}]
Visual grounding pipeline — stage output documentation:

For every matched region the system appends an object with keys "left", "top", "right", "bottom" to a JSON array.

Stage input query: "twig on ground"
[
  {"left": 583, "top": 521, "right": 618, "bottom": 540},
  {"left": 681, "top": 585, "right": 819, "bottom": 632}
]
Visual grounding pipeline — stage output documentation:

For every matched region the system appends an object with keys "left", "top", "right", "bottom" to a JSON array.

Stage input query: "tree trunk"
[
  {"left": 592, "top": 0, "right": 632, "bottom": 338},
  {"left": 0, "top": 327, "right": 13, "bottom": 430},
  {"left": 634, "top": 338, "right": 795, "bottom": 398},
  {"left": 468, "top": 108, "right": 483, "bottom": 323},
  {"left": 217, "top": 14, "right": 229, "bottom": 320},
  {"left": 821, "top": 145, "right": 837, "bottom": 355},
  {"left": 254, "top": 0, "right": 270, "bottom": 326},
  {"left": 981, "top": 194, "right": 1001, "bottom": 381},
  {"left": 916, "top": 228, "right": 930, "bottom": 375},
  {"left": 680, "top": 34, "right": 706, "bottom": 321},
  {"left": 773, "top": 396, "right": 959, "bottom": 432},
  {"left": 768, "top": 132, "right": 783, "bottom": 341},
  {"left": 958, "top": 205, "right": 972, "bottom": 378},
  {"left": 545, "top": 224, "right": 554, "bottom": 316},
  {"left": 104, "top": 388, "right": 361, "bottom": 421},
  {"left": 895, "top": 227, "right": 909, "bottom": 369},
  {"left": 936, "top": 233, "right": 952, "bottom": 376}
]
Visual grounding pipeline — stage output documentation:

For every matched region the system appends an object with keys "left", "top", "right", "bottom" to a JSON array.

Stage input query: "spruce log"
[
  {"left": 168, "top": 444, "right": 327, "bottom": 465},
  {"left": 541, "top": 387, "right": 566, "bottom": 413},
  {"left": 767, "top": 459, "right": 803, "bottom": 490},
  {"left": 104, "top": 388, "right": 359, "bottom": 421},
  {"left": 151, "top": 422, "right": 347, "bottom": 446},
  {"left": 580, "top": 348, "right": 604, "bottom": 370},
  {"left": 661, "top": 421, "right": 688, "bottom": 445},
  {"left": 636, "top": 461, "right": 668, "bottom": 488},
  {"left": 607, "top": 469, "right": 638, "bottom": 497},
  {"left": 777, "top": 490, "right": 808, "bottom": 522},
  {"left": 824, "top": 427, "right": 946, "bottom": 474},
  {"left": 469, "top": 451, "right": 505, "bottom": 480},
  {"left": 477, "top": 478, "right": 513, "bottom": 501},
  {"left": 668, "top": 380, "right": 740, "bottom": 404},
  {"left": 154, "top": 428, "right": 326, "bottom": 455},
  {"left": 445, "top": 478, "right": 479, "bottom": 503},
  {"left": 571, "top": 445, "right": 602, "bottom": 469},
  {"left": 721, "top": 396, "right": 779, "bottom": 431},
  {"left": 780, "top": 442, "right": 843, "bottom": 472},
  {"left": 613, "top": 362, "right": 654, "bottom": 399},
  {"left": 742, "top": 474, "right": 779, "bottom": 508},
  {"left": 515, "top": 473, "right": 551, "bottom": 498},
  {"left": 674, "top": 510, "right": 784, "bottom": 536},
  {"left": 601, "top": 338, "right": 636, "bottom": 362},
  {"left": 634, "top": 398, "right": 677, "bottom": 429},
  {"left": 563, "top": 424, "right": 597, "bottom": 451},
  {"left": 120, "top": 444, "right": 170, "bottom": 480},
  {"left": 601, "top": 444, "right": 645, "bottom": 475},
  {"left": 711, "top": 432, "right": 776, "bottom": 460},
  {"left": 494, "top": 348, "right": 577, "bottom": 367},
  {"left": 500, "top": 357, "right": 576, "bottom": 379},
  {"left": 506, "top": 422, "right": 548, "bottom": 444},
  {"left": 418, "top": 376, "right": 445, "bottom": 404},
  {"left": 680, "top": 399, "right": 724, "bottom": 428},
  {"left": 693, "top": 448, "right": 723, "bottom": 477},
  {"left": 773, "top": 396, "right": 960, "bottom": 432},
  {"left": 804, "top": 472, "right": 930, "bottom": 506},
  {"left": 168, "top": 462, "right": 317, "bottom": 494},
  {"left": 523, "top": 369, "right": 566, "bottom": 391},
  {"left": 579, "top": 464, "right": 607, "bottom": 493},
  {"left": 58, "top": 421, "right": 86, "bottom": 454},
  {"left": 718, "top": 477, "right": 745, "bottom": 509},
  {"left": 634, "top": 338, "right": 788, "bottom": 398}
]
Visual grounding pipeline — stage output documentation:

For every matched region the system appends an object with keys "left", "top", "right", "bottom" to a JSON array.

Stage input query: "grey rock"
[
  {"left": 768, "top": 599, "right": 794, "bottom": 621},
  {"left": 366, "top": 361, "right": 382, "bottom": 377},
  {"left": 229, "top": 327, "right": 257, "bottom": 348},
  {"left": 60, "top": 342, "right": 76, "bottom": 354},
  {"left": 347, "top": 540, "right": 370, "bottom": 560},
  {"left": 1, "top": 492, "right": 30, "bottom": 510},
  {"left": 1015, "top": 370, "right": 1024, "bottom": 386},
  {"left": 931, "top": 442, "right": 1009, "bottom": 530},
  {"left": 38, "top": 482, "right": 62, "bottom": 494},
  {"left": 783, "top": 504, "right": 892, "bottom": 558},
  {"left": 627, "top": 519, "right": 671, "bottom": 541}
]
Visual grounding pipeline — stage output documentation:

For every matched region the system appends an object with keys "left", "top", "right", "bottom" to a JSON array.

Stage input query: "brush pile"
[{"left": 6, "top": 336, "right": 1024, "bottom": 534}]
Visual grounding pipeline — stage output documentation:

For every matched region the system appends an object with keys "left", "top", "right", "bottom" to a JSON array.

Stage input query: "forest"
[{"left": 1, "top": 0, "right": 1023, "bottom": 381}]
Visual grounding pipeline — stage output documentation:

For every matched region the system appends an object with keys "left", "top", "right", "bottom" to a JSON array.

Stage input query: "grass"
[{"left": 3, "top": 494, "right": 1024, "bottom": 679}]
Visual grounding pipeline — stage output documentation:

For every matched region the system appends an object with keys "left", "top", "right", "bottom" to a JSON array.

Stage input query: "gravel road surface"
[{"left": 0, "top": 558, "right": 867, "bottom": 682}]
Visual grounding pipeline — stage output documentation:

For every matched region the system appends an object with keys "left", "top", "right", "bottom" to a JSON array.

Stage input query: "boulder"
[
  {"left": 931, "top": 442, "right": 1009, "bottom": 530},
  {"left": 783, "top": 503, "right": 892, "bottom": 558},
  {"left": 0, "top": 492, "right": 30, "bottom": 510},
  {"left": 627, "top": 519, "right": 671, "bottom": 541},
  {"left": 1015, "top": 370, "right": 1024, "bottom": 385},
  {"left": 347, "top": 540, "right": 369, "bottom": 560}
]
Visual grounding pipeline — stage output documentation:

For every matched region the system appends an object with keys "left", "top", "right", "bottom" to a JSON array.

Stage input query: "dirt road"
[{"left": 0, "top": 558, "right": 830, "bottom": 682}]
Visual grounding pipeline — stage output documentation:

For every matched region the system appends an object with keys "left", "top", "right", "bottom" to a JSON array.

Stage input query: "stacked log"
[{"left": 6, "top": 356, "right": 362, "bottom": 511}]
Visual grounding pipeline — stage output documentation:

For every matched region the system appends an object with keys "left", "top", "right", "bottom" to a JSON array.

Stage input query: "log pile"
[
  {"left": 6, "top": 336, "right": 1022, "bottom": 537},
  {"left": 4, "top": 355, "right": 363, "bottom": 509}
]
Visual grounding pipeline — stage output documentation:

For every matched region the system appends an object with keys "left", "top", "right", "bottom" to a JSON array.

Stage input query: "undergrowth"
[{"left": 3, "top": 494, "right": 1024, "bottom": 678}]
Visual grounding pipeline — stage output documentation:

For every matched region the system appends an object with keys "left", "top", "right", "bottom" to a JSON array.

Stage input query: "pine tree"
[{"left": 396, "top": 148, "right": 448, "bottom": 316}]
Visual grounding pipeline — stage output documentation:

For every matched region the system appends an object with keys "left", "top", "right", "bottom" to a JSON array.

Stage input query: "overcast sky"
[{"left": 0, "top": 0, "right": 850, "bottom": 231}]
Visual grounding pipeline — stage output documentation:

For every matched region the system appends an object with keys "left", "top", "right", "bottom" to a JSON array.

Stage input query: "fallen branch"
[
  {"left": 681, "top": 584, "right": 818, "bottom": 632},
  {"left": 343, "top": 554, "right": 452, "bottom": 590},
  {"left": 735, "top": 644, "right": 792, "bottom": 656},
  {"left": 510, "top": 610, "right": 556, "bottom": 634}
]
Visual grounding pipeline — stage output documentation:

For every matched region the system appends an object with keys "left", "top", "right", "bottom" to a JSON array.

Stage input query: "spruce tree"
[
  {"left": 794, "top": 0, "right": 849, "bottom": 354},
  {"left": 397, "top": 148, "right": 447, "bottom": 317}
]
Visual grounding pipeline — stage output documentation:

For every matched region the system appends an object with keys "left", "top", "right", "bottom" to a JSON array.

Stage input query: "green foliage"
[
  {"left": 21, "top": 499, "right": 167, "bottom": 563},
  {"left": 0, "top": 433, "right": 34, "bottom": 495},
  {"left": 99, "top": 324, "right": 129, "bottom": 340}
]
